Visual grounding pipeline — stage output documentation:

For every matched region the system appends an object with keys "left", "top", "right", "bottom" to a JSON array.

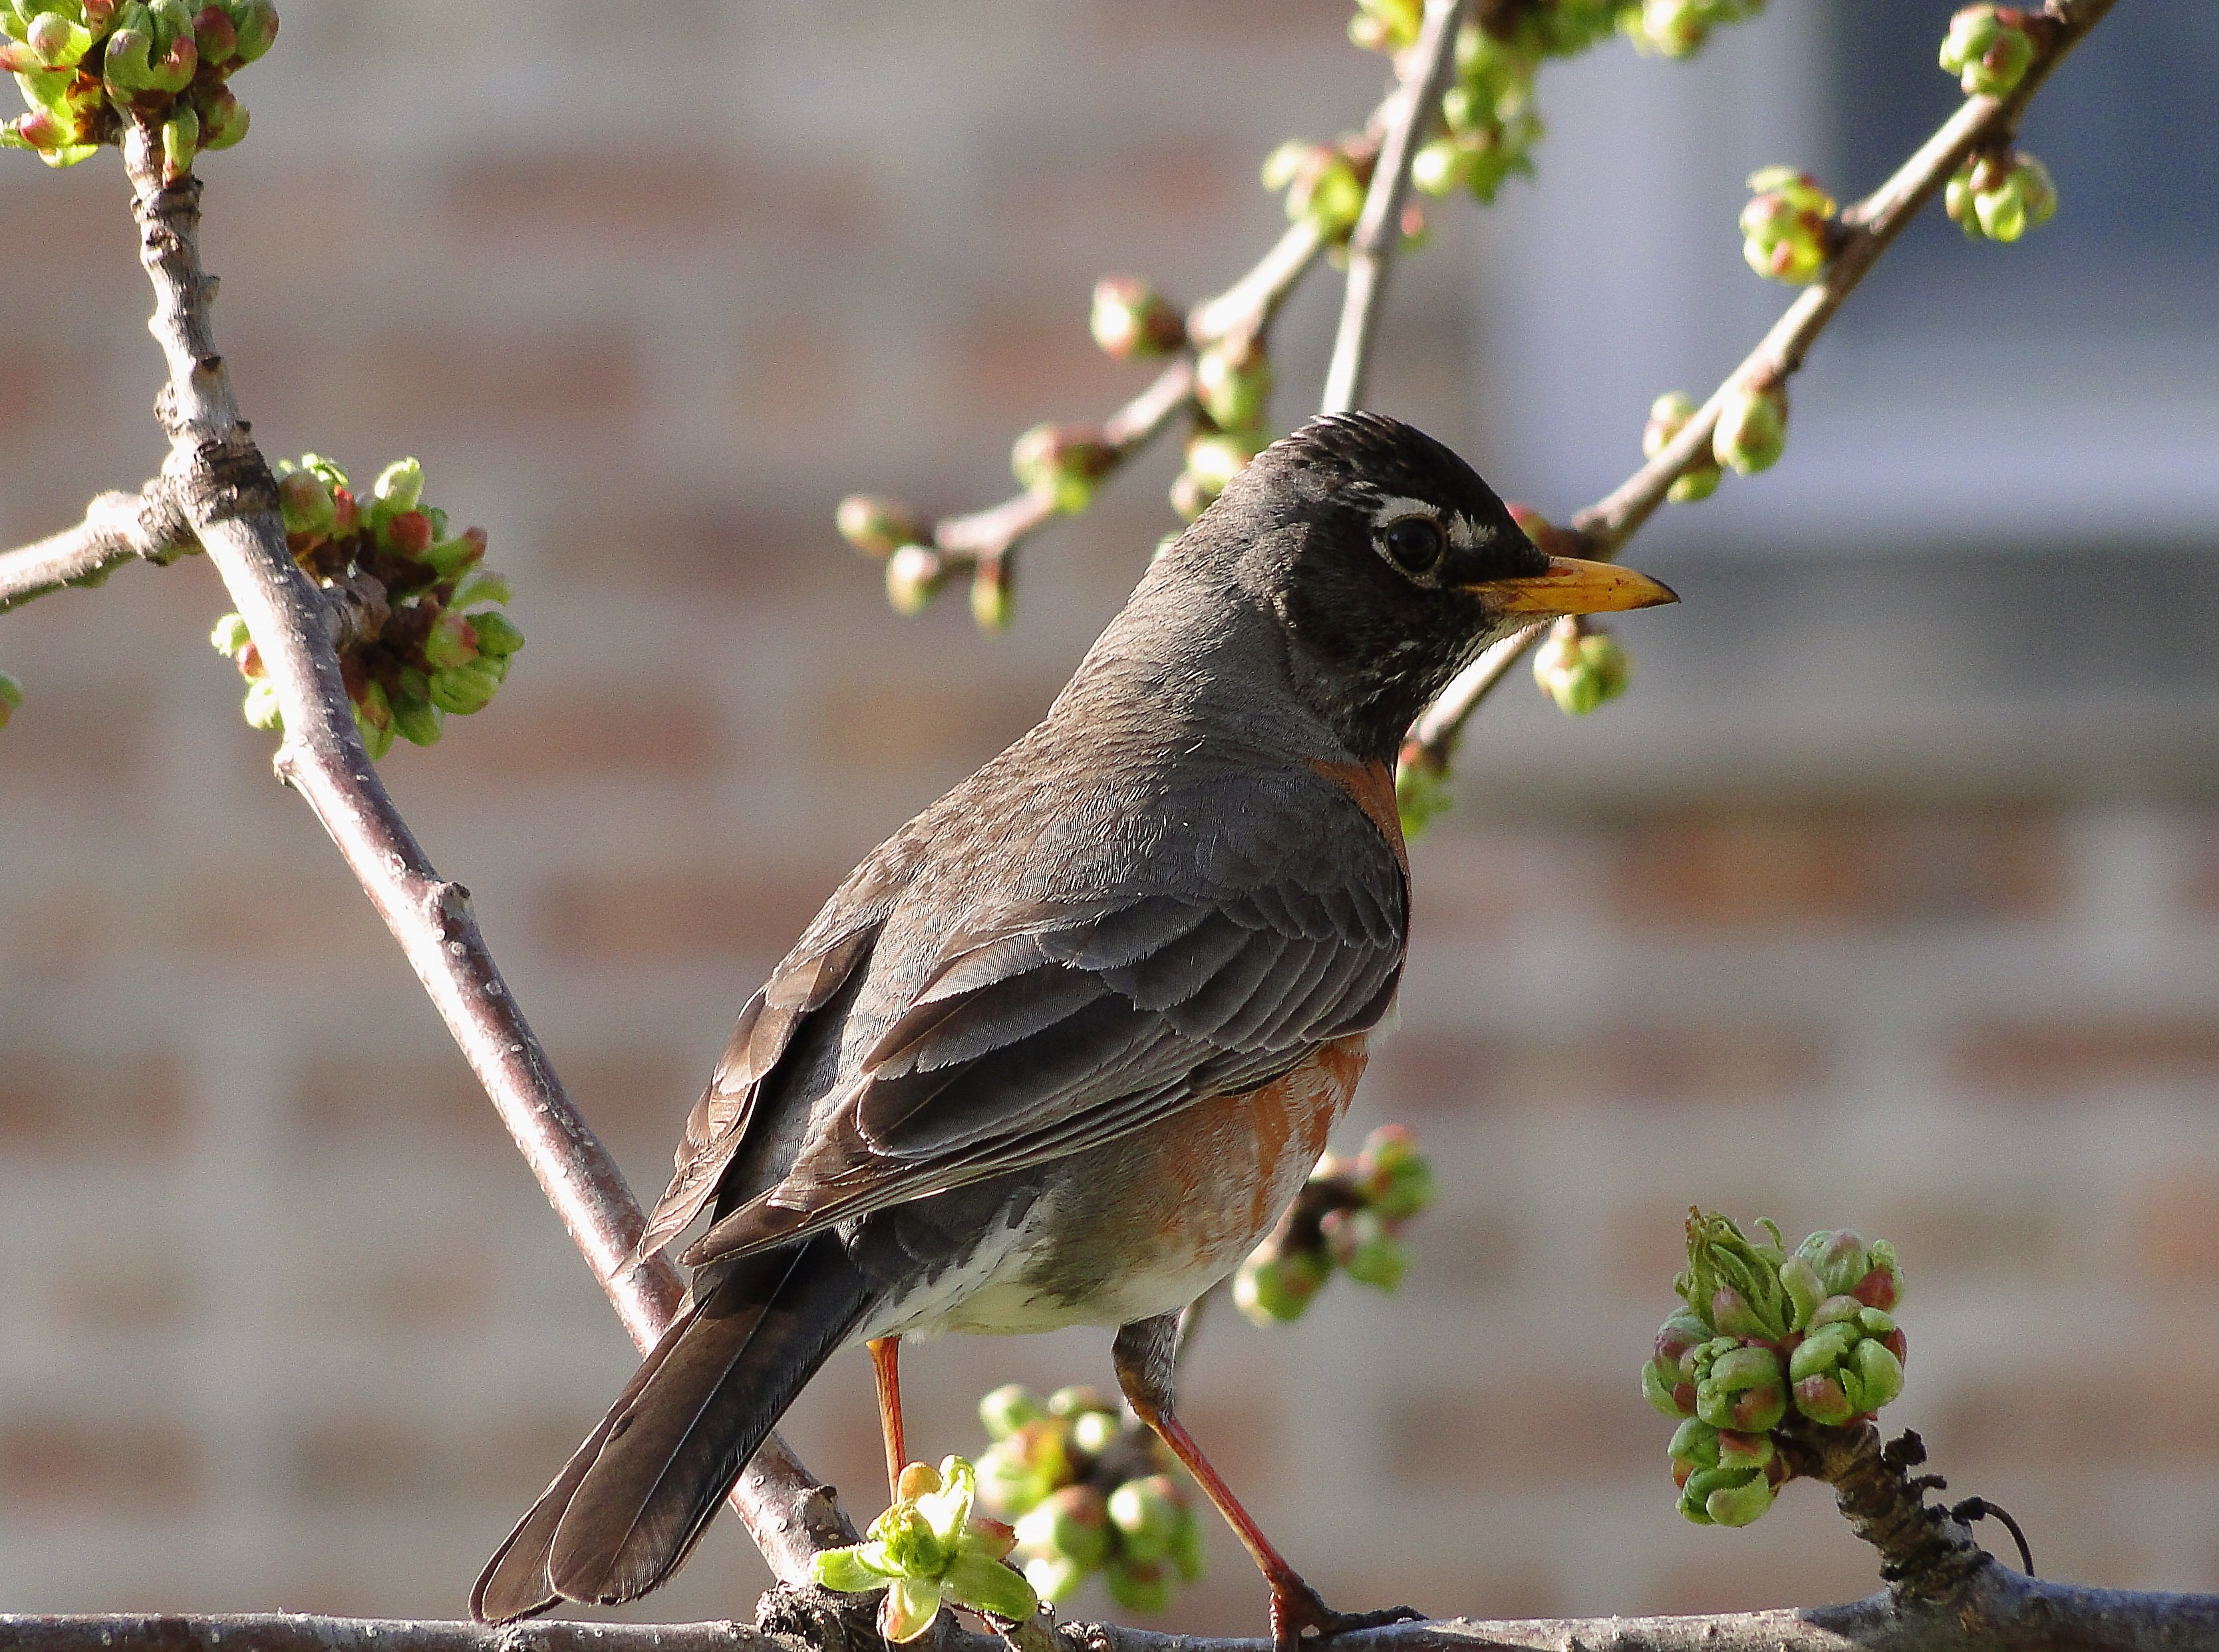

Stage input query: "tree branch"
[
  {"left": 112, "top": 116, "right": 849, "bottom": 1584},
  {"left": 1320, "top": 0, "right": 1472, "bottom": 415},
  {"left": 0, "top": 478, "right": 196, "bottom": 614},
  {"left": 1403, "top": 0, "right": 2116, "bottom": 775}
]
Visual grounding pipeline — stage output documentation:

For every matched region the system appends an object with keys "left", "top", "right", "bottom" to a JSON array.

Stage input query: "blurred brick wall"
[{"left": 5, "top": 0, "right": 2219, "bottom": 1633}]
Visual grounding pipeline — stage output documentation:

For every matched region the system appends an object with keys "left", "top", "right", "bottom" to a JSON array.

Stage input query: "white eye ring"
[{"left": 1378, "top": 514, "right": 1446, "bottom": 577}]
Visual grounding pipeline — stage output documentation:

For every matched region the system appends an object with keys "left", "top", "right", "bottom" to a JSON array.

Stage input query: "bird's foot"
[{"left": 1268, "top": 1579, "right": 1424, "bottom": 1652}]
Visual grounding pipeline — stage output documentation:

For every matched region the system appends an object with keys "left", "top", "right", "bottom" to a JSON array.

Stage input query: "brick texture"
[{"left": 3, "top": 0, "right": 2218, "bottom": 1633}]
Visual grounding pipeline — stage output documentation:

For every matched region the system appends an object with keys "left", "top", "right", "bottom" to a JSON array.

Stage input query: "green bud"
[
  {"left": 1068, "top": 1407, "right": 1120, "bottom": 1459},
  {"left": 1046, "top": 1385, "right": 1109, "bottom": 1420},
  {"left": 1233, "top": 1247, "right": 1329, "bottom": 1325},
  {"left": 978, "top": 1383, "right": 1044, "bottom": 1441},
  {"left": 1533, "top": 620, "right": 1632, "bottom": 718},
  {"left": 1394, "top": 752, "right": 1451, "bottom": 837},
  {"left": 146, "top": 25, "right": 196, "bottom": 93},
  {"left": 423, "top": 527, "right": 488, "bottom": 580},
  {"left": 1646, "top": 1309, "right": 1709, "bottom": 1418},
  {"left": 1668, "top": 1416, "right": 1718, "bottom": 1481},
  {"left": 1182, "top": 429, "right": 1260, "bottom": 501},
  {"left": 1642, "top": 390, "right": 1698, "bottom": 460},
  {"left": 194, "top": 82, "right": 247, "bottom": 150},
  {"left": 353, "top": 680, "right": 394, "bottom": 761},
  {"left": 277, "top": 468, "right": 336, "bottom": 538},
  {"left": 974, "top": 1421, "right": 1069, "bottom": 1518},
  {"left": 390, "top": 689, "right": 442, "bottom": 748},
  {"left": 226, "top": 0, "right": 275, "bottom": 63},
  {"left": 1712, "top": 382, "right": 1787, "bottom": 475},
  {"left": 102, "top": 21, "right": 153, "bottom": 90},
  {"left": 837, "top": 494, "right": 925, "bottom": 560},
  {"left": 1940, "top": 5, "right": 2034, "bottom": 97},
  {"left": 1102, "top": 1555, "right": 1171, "bottom": 1615},
  {"left": 1023, "top": 1552, "right": 1091, "bottom": 1605},
  {"left": 1356, "top": 1124, "right": 1433, "bottom": 1219},
  {"left": 1014, "top": 1482, "right": 1110, "bottom": 1571},
  {"left": 1090, "top": 274, "right": 1183, "bottom": 361},
  {"left": 1108, "top": 1475, "right": 1183, "bottom": 1566},
  {"left": 1795, "top": 1229, "right": 1871, "bottom": 1298},
  {"left": 194, "top": 3, "right": 237, "bottom": 62},
  {"left": 1348, "top": 0, "right": 1421, "bottom": 54},
  {"left": 428, "top": 660, "right": 499, "bottom": 716},
  {"left": 1409, "top": 135, "right": 1467, "bottom": 198},
  {"left": 1739, "top": 169, "right": 1835, "bottom": 285},
  {"left": 209, "top": 612, "right": 251, "bottom": 657},
  {"left": 1012, "top": 424, "right": 1117, "bottom": 515},
  {"left": 422, "top": 611, "right": 479, "bottom": 671},
  {"left": 0, "top": 667, "right": 21, "bottom": 730},
  {"left": 450, "top": 572, "right": 511, "bottom": 614},
  {"left": 160, "top": 102, "right": 199, "bottom": 177},
  {"left": 241, "top": 675, "right": 281, "bottom": 731},
  {"left": 372, "top": 456, "right": 424, "bottom": 517},
  {"left": 1703, "top": 1470, "right": 1776, "bottom": 1527},
  {"left": 1266, "top": 140, "right": 1367, "bottom": 239},
  {"left": 970, "top": 557, "right": 1012, "bottom": 632},
  {"left": 26, "top": 10, "right": 91, "bottom": 66},
  {"left": 1322, "top": 1206, "right": 1408, "bottom": 1291},
  {"left": 1167, "top": 1504, "right": 1206, "bottom": 1583},
  {"left": 1193, "top": 338, "right": 1272, "bottom": 431}
]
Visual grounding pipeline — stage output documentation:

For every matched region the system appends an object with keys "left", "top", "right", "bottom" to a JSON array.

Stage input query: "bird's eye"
[{"left": 1380, "top": 515, "right": 1446, "bottom": 578}]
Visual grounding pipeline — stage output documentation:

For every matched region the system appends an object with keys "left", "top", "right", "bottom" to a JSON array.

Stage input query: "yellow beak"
[{"left": 1477, "top": 555, "right": 1679, "bottom": 617}]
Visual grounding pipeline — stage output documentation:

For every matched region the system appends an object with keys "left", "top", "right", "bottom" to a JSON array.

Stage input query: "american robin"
[{"left": 472, "top": 412, "right": 1675, "bottom": 1643}]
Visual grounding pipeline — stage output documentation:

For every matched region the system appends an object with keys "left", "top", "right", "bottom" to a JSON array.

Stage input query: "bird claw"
[{"left": 1269, "top": 1582, "right": 1425, "bottom": 1652}]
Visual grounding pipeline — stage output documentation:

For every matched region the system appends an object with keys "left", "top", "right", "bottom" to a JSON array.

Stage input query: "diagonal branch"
[
  {"left": 1319, "top": 0, "right": 1473, "bottom": 415},
  {"left": 1404, "top": 0, "right": 2117, "bottom": 775},
  {"left": 0, "top": 478, "right": 196, "bottom": 613},
  {"left": 112, "top": 116, "right": 849, "bottom": 1585}
]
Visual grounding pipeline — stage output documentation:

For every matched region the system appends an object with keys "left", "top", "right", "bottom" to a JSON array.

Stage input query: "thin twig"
[
  {"left": 0, "top": 478, "right": 196, "bottom": 613},
  {"left": 112, "top": 118, "right": 849, "bottom": 1584},
  {"left": 1403, "top": 0, "right": 2116, "bottom": 774},
  {"left": 1320, "top": 0, "right": 1472, "bottom": 414}
]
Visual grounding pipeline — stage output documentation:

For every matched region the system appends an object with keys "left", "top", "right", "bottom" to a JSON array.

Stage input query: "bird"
[{"left": 472, "top": 410, "right": 1676, "bottom": 1646}]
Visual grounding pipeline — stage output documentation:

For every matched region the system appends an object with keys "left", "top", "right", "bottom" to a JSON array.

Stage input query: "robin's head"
[{"left": 1171, "top": 410, "right": 1676, "bottom": 761}]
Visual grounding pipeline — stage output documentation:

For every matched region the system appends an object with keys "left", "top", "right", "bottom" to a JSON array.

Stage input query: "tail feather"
[{"left": 472, "top": 1235, "right": 876, "bottom": 1623}]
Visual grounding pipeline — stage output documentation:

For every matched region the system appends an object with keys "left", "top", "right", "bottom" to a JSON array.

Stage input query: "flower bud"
[
  {"left": 1739, "top": 167, "right": 1835, "bottom": 285},
  {"left": 1348, "top": 0, "right": 1421, "bottom": 54},
  {"left": 1233, "top": 1247, "right": 1328, "bottom": 1325},
  {"left": 1193, "top": 337, "right": 1272, "bottom": 432},
  {"left": 380, "top": 509, "right": 433, "bottom": 559},
  {"left": 1012, "top": 423, "right": 1117, "bottom": 515},
  {"left": 970, "top": 557, "right": 1012, "bottom": 632},
  {"left": 227, "top": 0, "right": 276, "bottom": 63},
  {"left": 1265, "top": 140, "right": 1367, "bottom": 240},
  {"left": 1645, "top": 1308, "right": 1709, "bottom": 1418},
  {"left": 193, "top": 4, "right": 236, "bottom": 60},
  {"left": 148, "top": 27, "right": 197, "bottom": 94},
  {"left": 1068, "top": 1407, "right": 1121, "bottom": 1459},
  {"left": 1107, "top": 1474, "right": 1183, "bottom": 1566},
  {"left": 209, "top": 612, "right": 252, "bottom": 658},
  {"left": 836, "top": 494, "right": 925, "bottom": 560},
  {"left": 1712, "top": 382, "right": 1787, "bottom": 474},
  {"left": 1023, "top": 1552, "right": 1090, "bottom": 1605},
  {"left": 1692, "top": 1339, "right": 1787, "bottom": 1434},
  {"left": 102, "top": 22, "right": 154, "bottom": 91},
  {"left": 422, "top": 611, "right": 479, "bottom": 670},
  {"left": 372, "top": 456, "right": 424, "bottom": 517},
  {"left": 161, "top": 104, "right": 200, "bottom": 180},
  {"left": 1321, "top": 1206, "right": 1408, "bottom": 1290},
  {"left": 428, "top": 660, "right": 499, "bottom": 716},
  {"left": 194, "top": 82, "right": 247, "bottom": 150},
  {"left": 1940, "top": 5, "right": 2035, "bottom": 97},
  {"left": 1168, "top": 1503, "right": 1206, "bottom": 1583},
  {"left": 424, "top": 527, "right": 488, "bottom": 580},
  {"left": 1181, "top": 428, "right": 1260, "bottom": 502},
  {"left": 241, "top": 675, "right": 282, "bottom": 731},
  {"left": 390, "top": 688, "right": 443, "bottom": 748},
  {"left": 1356, "top": 1124, "right": 1433, "bottom": 1219},
  {"left": 1102, "top": 1555, "right": 1171, "bottom": 1615},
  {"left": 885, "top": 543, "right": 945, "bottom": 615},
  {"left": 978, "top": 1384, "right": 1044, "bottom": 1441},
  {"left": 0, "top": 668, "right": 21, "bottom": 730},
  {"left": 27, "top": 11, "right": 91, "bottom": 66},
  {"left": 275, "top": 467, "right": 335, "bottom": 539},
  {"left": 1090, "top": 274, "right": 1184, "bottom": 360},
  {"left": 1642, "top": 390, "right": 1697, "bottom": 460},
  {"left": 1014, "top": 1482, "right": 1110, "bottom": 1571}
]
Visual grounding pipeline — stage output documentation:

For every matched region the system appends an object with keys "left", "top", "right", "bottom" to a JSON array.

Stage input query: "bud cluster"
[
  {"left": 1944, "top": 149, "right": 2056, "bottom": 243},
  {"left": 1409, "top": 24, "right": 1545, "bottom": 206},
  {"left": 1939, "top": 5, "right": 2035, "bottom": 98},
  {"left": 1739, "top": 165, "right": 1836, "bottom": 284},
  {"left": 0, "top": 666, "right": 21, "bottom": 730},
  {"left": 1644, "top": 1210, "right": 1907, "bottom": 1528},
  {"left": 1262, "top": 136, "right": 1373, "bottom": 244},
  {"left": 1531, "top": 615, "right": 1631, "bottom": 717},
  {"left": 1170, "top": 331, "right": 1274, "bottom": 524},
  {"left": 1618, "top": 0, "right": 1765, "bottom": 59},
  {"left": 209, "top": 454, "right": 518, "bottom": 757},
  {"left": 0, "top": 0, "right": 274, "bottom": 173},
  {"left": 1234, "top": 1125, "right": 1433, "bottom": 1325},
  {"left": 974, "top": 1384, "right": 1205, "bottom": 1613},
  {"left": 1642, "top": 390, "right": 1721, "bottom": 502},
  {"left": 1712, "top": 379, "right": 1787, "bottom": 475},
  {"left": 813, "top": 1454, "right": 1038, "bottom": 1641}
]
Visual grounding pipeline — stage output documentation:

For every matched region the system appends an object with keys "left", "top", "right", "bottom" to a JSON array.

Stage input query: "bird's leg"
[
  {"left": 868, "top": 1335, "right": 907, "bottom": 1498},
  {"left": 1112, "top": 1313, "right": 1417, "bottom": 1652}
]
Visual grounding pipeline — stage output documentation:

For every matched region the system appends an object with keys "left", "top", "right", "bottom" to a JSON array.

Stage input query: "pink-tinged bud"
[
  {"left": 194, "top": 5, "right": 237, "bottom": 61},
  {"left": 13, "top": 107, "right": 69, "bottom": 150},
  {"left": 422, "top": 611, "right": 479, "bottom": 670},
  {"left": 330, "top": 487, "right": 360, "bottom": 535},
  {"left": 149, "top": 30, "right": 198, "bottom": 94},
  {"left": 382, "top": 509, "right": 433, "bottom": 559},
  {"left": 84, "top": 0, "right": 120, "bottom": 27},
  {"left": 235, "top": 641, "right": 265, "bottom": 680},
  {"left": 1089, "top": 274, "right": 1184, "bottom": 361},
  {"left": 277, "top": 468, "right": 336, "bottom": 537},
  {"left": 228, "top": 0, "right": 277, "bottom": 64},
  {"left": 836, "top": 494, "right": 924, "bottom": 559},
  {"left": 194, "top": 82, "right": 248, "bottom": 150}
]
